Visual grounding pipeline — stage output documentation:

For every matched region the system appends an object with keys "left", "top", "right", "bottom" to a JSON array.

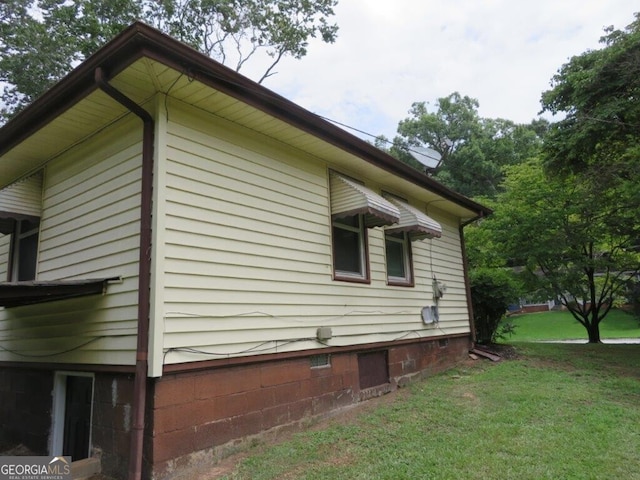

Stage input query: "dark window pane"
[
  {"left": 385, "top": 236, "right": 406, "bottom": 278},
  {"left": 333, "top": 215, "right": 359, "bottom": 228},
  {"left": 333, "top": 226, "right": 361, "bottom": 274},
  {"left": 18, "top": 231, "right": 38, "bottom": 281},
  {"left": 21, "top": 219, "right": 39, "bottom": 233}
]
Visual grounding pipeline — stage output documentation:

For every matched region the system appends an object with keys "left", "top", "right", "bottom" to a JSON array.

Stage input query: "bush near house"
[{"left": 470, "top": 267, "right": 520, "bottom": 344}]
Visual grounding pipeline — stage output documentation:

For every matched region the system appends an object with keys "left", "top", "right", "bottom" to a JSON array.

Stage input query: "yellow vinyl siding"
[
  {"left": 0, "top": 118, "right": 142, "bottom": 365},
  {"left": 160, "top": 101, "right": 472, "bottom": 365}
]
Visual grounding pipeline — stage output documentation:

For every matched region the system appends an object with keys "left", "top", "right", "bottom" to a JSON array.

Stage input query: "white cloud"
[{"left": 253, "top": 0, "right": 636, "bottom": 141}]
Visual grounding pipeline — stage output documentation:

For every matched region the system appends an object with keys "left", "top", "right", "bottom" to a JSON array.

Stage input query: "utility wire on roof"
[
  {"left": 315, "top": 113, "right": 438, "bottom": 164},
  {"left": 317, "top": 114, "right": 383, "bottom": 142}
]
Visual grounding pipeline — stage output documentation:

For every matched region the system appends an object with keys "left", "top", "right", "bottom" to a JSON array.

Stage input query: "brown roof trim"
[
  {"left": 0, "top": 277, "right": 120, "bottom": 307},
  {"left": 0, "top": 22, "right": 491, "bottom": 217}
]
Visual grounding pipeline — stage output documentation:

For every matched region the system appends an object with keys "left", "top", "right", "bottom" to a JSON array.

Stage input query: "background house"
[{"left": 0, "top": 23, "right": 490, "bottom": 480}]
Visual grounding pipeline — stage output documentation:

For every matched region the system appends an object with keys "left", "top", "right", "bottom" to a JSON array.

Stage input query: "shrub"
[{"left": 470, "top": 267, "right": 521, "bottom": 344}]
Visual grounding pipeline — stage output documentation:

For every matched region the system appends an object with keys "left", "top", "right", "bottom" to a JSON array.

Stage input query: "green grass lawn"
[
  {"left": 223, "top": 343, "right": 640, "bottom": 480},
  {"left": 504, "top": 308, "right": 640, "bottom": 342}
]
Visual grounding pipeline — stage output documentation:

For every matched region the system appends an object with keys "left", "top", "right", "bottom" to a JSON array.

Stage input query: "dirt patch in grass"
[{"left": 477, "top": 343, "right": 520, "bottom": 360}]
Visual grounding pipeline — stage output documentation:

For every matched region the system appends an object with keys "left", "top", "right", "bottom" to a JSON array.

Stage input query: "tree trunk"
[{"left": 586, "top": 321, "right": 601, "bottom": 343}]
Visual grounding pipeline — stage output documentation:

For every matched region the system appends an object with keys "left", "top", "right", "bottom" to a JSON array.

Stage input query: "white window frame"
[
  {"left": 50, "top": 371, "right": 95, "bottom": 457},
  {"left": 385, "top": 230, "right": 413, "bottom": 286}
]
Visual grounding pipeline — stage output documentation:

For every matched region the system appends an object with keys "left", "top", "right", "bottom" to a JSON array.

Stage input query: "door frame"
[{"left": 50, "top": 371, "right": 95, "bottom": 458}]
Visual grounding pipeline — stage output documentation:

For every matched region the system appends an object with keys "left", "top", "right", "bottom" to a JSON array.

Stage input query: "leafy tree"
[
  {"left": 465, "top": 199, "right": 522, "bottom": 344},
  {"left": 396, "top": 93, "right": 482, "bottom": 170},
  {"left": 0, "top": 0, "right": 142, "bottom": 118},
  {"left": 541, "top": 12, "right": 640, "bottom": 175},
  {"left": 531, "top": 12, "right": 640, "bottom": 341},
  {"left": 146, "top": 0, "right": 339, "bottom": 82},
  {"left": 464, "top": 202, "right": 506, "bottom": 271},
  {"left": 392, "top": 92, "right": 546, "bottom": 198},
  {"left": 436, "top": 117, "right": 545, "bottom": 198},
  {"left": 485, "top": 159, "right": 640, "bottom": 343},
  {"left": 0, "top": 0, "right": 339, "bottom": 120}
]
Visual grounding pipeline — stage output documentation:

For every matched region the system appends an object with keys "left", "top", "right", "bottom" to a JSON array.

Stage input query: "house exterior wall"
[
  {"left": 0, "top": 117, "right": 142, "bottom": 366},
  {"left": 0, "top": 96, "right": 475, "bottom": 478},
  {"left": 0, "top": 25, "right": 486, "bottom": 480},
  {"left": 157, "top": 100, "right": 471, "bottom": 368}
]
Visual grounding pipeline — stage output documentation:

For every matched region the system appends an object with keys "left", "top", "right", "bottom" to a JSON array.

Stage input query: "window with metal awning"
[
  {"left": 0, "top": 172, "right": 43, "bottom": 281},
  {"left": 384, "top": 196, "right": 442, "bottom": 241},
  {"left": 329, "top": 172, "right": 400, "bottom": 227},
  {"left": 0, "top": 172, "right": 43, "bottom": 233}
]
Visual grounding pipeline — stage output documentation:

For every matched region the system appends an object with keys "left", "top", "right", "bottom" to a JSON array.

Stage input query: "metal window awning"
[
  {"left": 0, "top": 277, "right": 121, "bottom": 307},
  {"left": 0, "top": 172, "right": 43, "bottom": 234},
  {"left": 385, "top": 197, "right": 442, "bottom": 240},
  {"left": 330, "top": 172, "right": 400, "bottom": 227}
]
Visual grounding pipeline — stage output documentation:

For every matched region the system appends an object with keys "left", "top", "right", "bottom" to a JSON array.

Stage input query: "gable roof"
[{"left": 0, "top": 22, "right": 491, "bottom": 221}]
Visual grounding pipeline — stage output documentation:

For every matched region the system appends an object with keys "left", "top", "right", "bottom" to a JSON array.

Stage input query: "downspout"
[{"left": 95, "top": 67, "right": 154, "bottom": 480}]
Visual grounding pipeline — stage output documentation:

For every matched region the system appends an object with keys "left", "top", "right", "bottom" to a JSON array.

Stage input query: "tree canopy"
[
  {"left": 473, "top": 158, "right": 640, "bottom": 343},
  {"left": 390, "top": 92, "right": 547, "bottom": 199},
  {"left": 507, "top": 12, "right": 640, "bottom": 341},
  {"left": 0, "top": 0, "right": 339, "bottom": 121},
  {"left": 541, "top": 12, "right": 640, "bottom": 175},
  {"left": 462, "top": 13, "right": 640, "bottom": 343}
]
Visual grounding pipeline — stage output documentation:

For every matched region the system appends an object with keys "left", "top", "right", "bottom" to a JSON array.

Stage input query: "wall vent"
[{"left": 310, "top": 354, "right": 331, "bottom": 368}]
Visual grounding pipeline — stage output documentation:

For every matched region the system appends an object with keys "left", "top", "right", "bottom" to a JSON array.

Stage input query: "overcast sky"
[{"left": 248, "top": 1, "right": 636, "bottom": 143}]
